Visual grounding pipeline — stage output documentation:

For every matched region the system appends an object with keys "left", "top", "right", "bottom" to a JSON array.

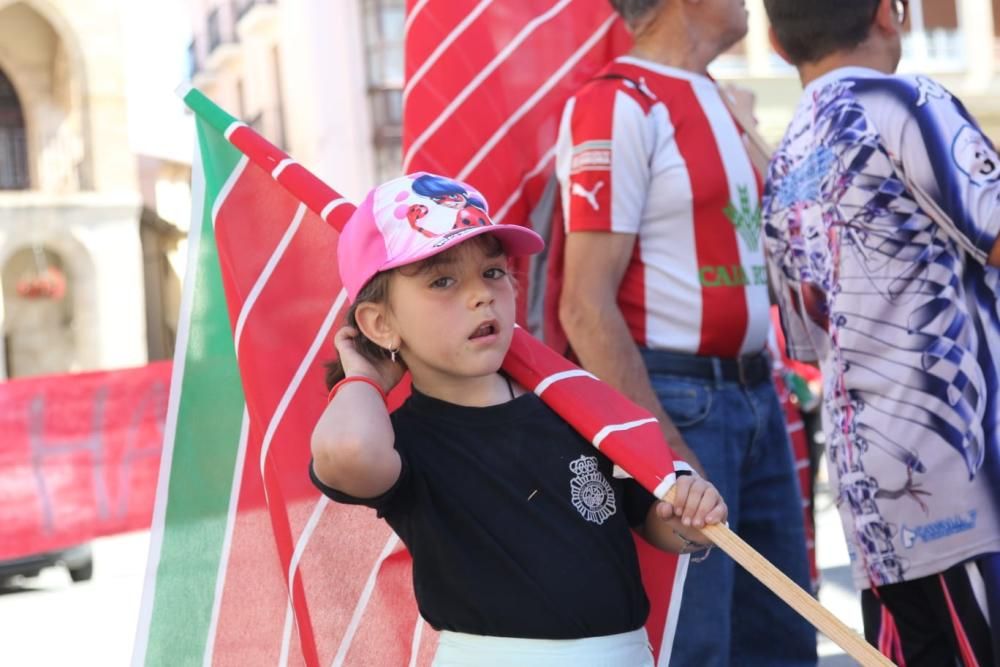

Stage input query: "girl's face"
[{"left": 387, "top": 239, "right": 515, "bottom": 393}]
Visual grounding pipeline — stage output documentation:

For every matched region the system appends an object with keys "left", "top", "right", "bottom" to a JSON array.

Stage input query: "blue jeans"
[{"left": 642, "top": 349, "right": 817, "bottom": 667}]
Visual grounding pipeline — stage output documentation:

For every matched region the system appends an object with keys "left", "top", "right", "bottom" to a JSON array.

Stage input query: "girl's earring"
[{"left": 390, "top": 347, "right": 398, "bottom": 364}]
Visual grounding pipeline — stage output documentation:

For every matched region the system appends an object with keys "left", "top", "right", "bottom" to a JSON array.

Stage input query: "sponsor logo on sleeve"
[{"left": 570, "top": 140, "right": 612, "bottom": 174}]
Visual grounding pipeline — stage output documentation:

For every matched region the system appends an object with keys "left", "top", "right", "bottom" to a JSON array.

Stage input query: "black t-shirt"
[{"left": 310, "top": 387, "right": 657, "bottom": 640}]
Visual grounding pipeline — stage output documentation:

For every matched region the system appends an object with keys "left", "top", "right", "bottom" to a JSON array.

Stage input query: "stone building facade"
[{"left": 0, "top": 0, "right": 185, "bottom": 379}]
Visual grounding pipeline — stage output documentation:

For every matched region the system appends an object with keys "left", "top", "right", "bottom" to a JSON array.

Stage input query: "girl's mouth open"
[{"left": 469, "top": 321, "right": 498, "bottom": 340}]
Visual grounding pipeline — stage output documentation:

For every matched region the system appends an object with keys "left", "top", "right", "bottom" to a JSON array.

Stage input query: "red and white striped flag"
[
  {"left": 133, "top": 85, "right": 689, "bottom": 666},
  {"left": 403, "top": 0, "right": 631, "bottom": 345}
]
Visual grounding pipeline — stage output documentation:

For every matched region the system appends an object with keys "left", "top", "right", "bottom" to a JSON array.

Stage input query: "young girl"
[{"left": 310, "top": 172, "right": 728, "bottom": 666}]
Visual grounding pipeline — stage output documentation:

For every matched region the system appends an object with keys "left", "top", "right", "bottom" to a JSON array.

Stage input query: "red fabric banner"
[{"left": 0, "top": 362, "right": 170, "bottom": 560}]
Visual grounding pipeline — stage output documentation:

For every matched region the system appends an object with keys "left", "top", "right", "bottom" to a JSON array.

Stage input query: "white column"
[
  {"left": 907, "top": 0, "right": 929, "bottom": 65},
  {"left": 745, "top": 0, "right": 772, "bottom": 76},
  {"left": 958, "top": 0, "right": 995, "bottom": 91}
]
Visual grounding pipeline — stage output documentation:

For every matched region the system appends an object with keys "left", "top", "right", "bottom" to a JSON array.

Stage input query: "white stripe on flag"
[
  {"left": 408, "top": 614, "right": 426, "bottom": 667},
  {"left": 278, "top": 496, "right": 331, "bottom": 667},
  {"left": 321, "top": 197, "right": 350, "bottom": 222},
  {"left": 332, "top": 534, "right": 402, "bottom": 667},
  {"left": 403, "top": 0, "right": 431, "bottom": 38},
  {"left": 258, "top": 289, "right": 348, "bottom": 488},
  {"left": 202, "top": 409, "right": 251, "bottom": 667},
  {"left": 132, "top": 138, "right": 211, "bottom": 667},
  {"left": 403, "top": 0, "right": 575, "bottom": 171},
  {"left": 533, "top": 369, "right": 597, "bottom": 396},
  {"left": 233, "top": 204, "right": 308, "bottom": 351},
  {"left": 456, "top": 12, "right": 616, "bottom": 181},
  {"left": 656, "top": 554, "right": 690, "bottom": 667},
  {"left": 592, "top": 418, "right": 659, "bottom": 449},
  {"left": 612, "top": 465, "right": 633, "bottom": 479},
  {"left": 272, "top": 158, "right": 296, "bottom": 179},
  {"left": 279, "top": 605, "right": 296, "bottom": 667},
  {"left": 211, "top": 156, "right": 249, "bottom": 229},
  {"left": 652, "top": 474, "right": 679, "bottom": 500},
  {"left": 494, "top": 147, "right": 555, "bottom": 224},
  {"left": 403, "top": 0, "right": 494, "bottom": 104},
  {"left": 224, "top": 121, "right": 248, "bottom": 140}
]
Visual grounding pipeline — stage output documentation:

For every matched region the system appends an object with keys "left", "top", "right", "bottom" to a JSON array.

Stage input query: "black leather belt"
[{"left": 640, "top": 348, "right": 772, "bottom": 386}]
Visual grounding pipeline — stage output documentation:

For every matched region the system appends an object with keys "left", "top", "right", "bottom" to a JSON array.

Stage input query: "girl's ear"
[{"left": 354, "top": 302, "right": 398, "bottom": 351}]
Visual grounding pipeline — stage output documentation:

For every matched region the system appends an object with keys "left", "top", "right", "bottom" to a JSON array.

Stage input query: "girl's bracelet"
[
  {"left": 328, "top": 376, "right": 387, "bottom": 405},
  {"left": 672, "top": 529, "right": 713, "bottom": 563}
]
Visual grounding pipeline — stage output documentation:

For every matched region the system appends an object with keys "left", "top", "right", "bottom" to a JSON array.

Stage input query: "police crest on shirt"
[{"left": 569, "top": 455, "right": 617, "bottom": 524}]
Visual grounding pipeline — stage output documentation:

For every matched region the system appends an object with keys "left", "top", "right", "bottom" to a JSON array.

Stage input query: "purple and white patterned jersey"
[{"left": 763, "top": 66, "right": 1000, "bottom": 589}]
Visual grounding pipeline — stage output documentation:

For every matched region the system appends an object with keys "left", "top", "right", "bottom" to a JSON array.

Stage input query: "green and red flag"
[
  {"left": 132, "top": 83, "right": 689, "bottom": 665},
  {"left": 132, "top": 88, "right": 428, "bottom": 666}
]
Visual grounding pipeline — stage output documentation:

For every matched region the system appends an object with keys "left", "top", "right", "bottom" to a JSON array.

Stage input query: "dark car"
[{"left": 0, "top": 544, "right": 93, "bottom": 583}]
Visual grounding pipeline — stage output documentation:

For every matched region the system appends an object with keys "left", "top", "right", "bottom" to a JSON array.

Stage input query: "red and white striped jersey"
[{"left": 556, "top": 56, "right": 770, "bottom": 357}]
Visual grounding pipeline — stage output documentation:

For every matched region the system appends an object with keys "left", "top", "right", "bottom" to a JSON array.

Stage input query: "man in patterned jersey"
[
  {"left": 555, "top": 1, "right": 816, "bottom": 665},
  {"left": 762, "top": 0, "right": 1000, "bottom": 663}
]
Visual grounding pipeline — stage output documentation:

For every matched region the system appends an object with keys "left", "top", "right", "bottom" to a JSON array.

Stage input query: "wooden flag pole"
[{"left": 661, "top": 487, "right": 894, "bottom": 666}]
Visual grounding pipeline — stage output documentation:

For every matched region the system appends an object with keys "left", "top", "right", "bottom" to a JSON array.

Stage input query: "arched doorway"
[
  {"left": 0, "top": 68, "right": 28, "bottom": 189},
  {"left": 2, "top": 246, "right": 74, "bottom": 377}
]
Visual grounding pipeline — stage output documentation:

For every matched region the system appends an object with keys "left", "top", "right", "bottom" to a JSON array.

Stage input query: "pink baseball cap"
[{"left": 338, "top": 172, "right": 545, "bottom": 302}]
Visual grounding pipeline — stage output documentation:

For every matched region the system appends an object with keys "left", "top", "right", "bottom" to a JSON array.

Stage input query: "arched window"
[{"left": 0, "top": 69, "right": 28, "bottom": 190}]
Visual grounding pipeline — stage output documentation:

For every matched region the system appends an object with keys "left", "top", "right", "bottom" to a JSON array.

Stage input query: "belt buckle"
[{"left": 736, "top": 355, "right": 751, "bottom": 385}]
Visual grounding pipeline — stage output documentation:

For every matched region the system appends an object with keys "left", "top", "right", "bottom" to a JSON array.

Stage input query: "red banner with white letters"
[{"left": 0, "top": 362, "right": 169, "bottom": 560}]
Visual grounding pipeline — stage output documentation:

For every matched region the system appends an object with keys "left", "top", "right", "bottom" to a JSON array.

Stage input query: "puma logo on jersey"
[{"left": 571, "top": 181, "right": 605, "bottom": 211}]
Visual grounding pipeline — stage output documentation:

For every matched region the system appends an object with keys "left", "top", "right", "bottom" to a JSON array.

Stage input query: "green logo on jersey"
[{"left": 724, "top": 186, "right": 762, "bottom": 250}]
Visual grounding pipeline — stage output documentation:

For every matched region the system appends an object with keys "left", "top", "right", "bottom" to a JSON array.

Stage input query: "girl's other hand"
[
  {"left": 333, "top": 326, "right": 405, "bottom": 394},
  {"left": 656, "top": 475, "right": 728, "bottom": 530}
]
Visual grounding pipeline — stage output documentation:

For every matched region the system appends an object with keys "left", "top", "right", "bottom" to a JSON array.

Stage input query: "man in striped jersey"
[
  {"left": 555, "top": 1, "right": 816, "bottom": 665},
  {"left": 763, "top": 0, "right": 1000, "bottom": 664}
]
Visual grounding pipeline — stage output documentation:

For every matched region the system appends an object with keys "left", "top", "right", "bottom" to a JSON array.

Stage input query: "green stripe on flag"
[
  {"left": 180, "top": 86, "right": 240, "bottom": 137},
  {"left": 139, "top": 115, "right": 247, "bottom": 666}
]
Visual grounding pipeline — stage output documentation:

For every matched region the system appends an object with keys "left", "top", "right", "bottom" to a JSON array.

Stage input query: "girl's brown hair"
[
  {"left": 324, "top": 271, "right": 394, "bottom": 391},
  {"left": 324, "top": 234, "right": 506, "bottom": 391}
]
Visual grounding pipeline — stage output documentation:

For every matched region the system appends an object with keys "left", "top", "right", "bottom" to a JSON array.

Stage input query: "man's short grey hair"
[{"left": 609, "top": 0, "right": 662, "bottom": 26}]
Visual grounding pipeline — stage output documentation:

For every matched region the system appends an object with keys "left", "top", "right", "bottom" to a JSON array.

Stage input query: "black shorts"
[{"left": 861, "top": 554, "right": 999, "bottom": 666}]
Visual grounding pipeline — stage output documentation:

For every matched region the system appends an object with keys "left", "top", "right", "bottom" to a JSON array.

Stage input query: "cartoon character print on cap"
[
  {"left": 374, "top": 173, "right": 496, "bottom": 261},
  {"left": 394, "top": 174, "right": 491, "bottom": 239}
]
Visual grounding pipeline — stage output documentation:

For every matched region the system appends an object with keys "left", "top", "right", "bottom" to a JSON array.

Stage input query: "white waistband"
[{"left": 432, "top": 627, "right": 654, "bottom": 667}]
